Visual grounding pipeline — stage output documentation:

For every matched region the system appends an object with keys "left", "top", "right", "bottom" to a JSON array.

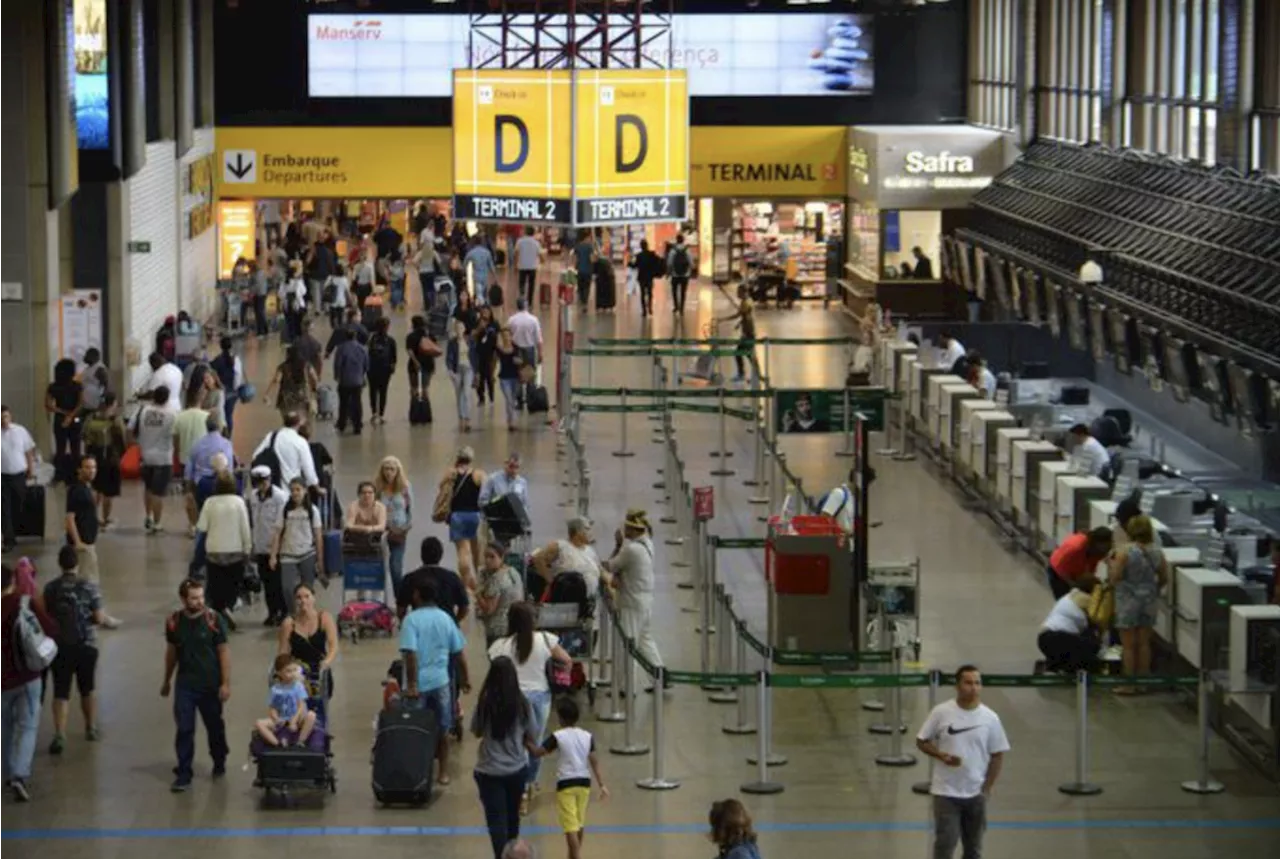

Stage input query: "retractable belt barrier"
[{"left": 562, "top": 339, "right": 1222, "bottom": 805}]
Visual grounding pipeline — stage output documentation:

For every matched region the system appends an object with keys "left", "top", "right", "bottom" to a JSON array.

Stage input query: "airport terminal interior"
[{"left": 2, "top": 2, "right": 1280, "bottom": 859}]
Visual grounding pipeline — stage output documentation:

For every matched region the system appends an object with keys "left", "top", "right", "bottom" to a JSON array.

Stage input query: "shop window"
[
  {"left": 882, "top": 210, "right": 941, "bottom": 281},
  {"left": 849, "top": 203, "right": 879, "bottom": 279}
]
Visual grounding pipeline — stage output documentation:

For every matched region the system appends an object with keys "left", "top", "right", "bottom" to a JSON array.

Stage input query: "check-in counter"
[
  {"left": 970, "top": 410, "right": 1018, "bottom": 491},
  {"left": 914, "top": 365, "right": 955, "bottom": 429},
  {"left": 1012, "top": 440, "right": 1065, "bottom": 529},
  {"left": 1054, "top": 476, "right": 1110, "bottom": 544},
  {"left": 924, "top": 373, "right": 965, "bottom": 442},
  {"left": 938, "top": 382, "right": 982, "bottom": 452},
  {"left": 1175, "top": 567, "right": 1252, "bottom": 670},
  {"left": 957, "top": 400, "right": 1001, "bottom": 475},
  {"left": 1037, "top": 461, "right": 1075, "bottom": 546},
  {"left": 1228, "top": 605, "right": 1280, "bottom": 730},
  {"left": 880, "top": 340, "right": 917, "bottom": 393},
  {"left": 995, "top": 428, "right": 1032, "bottom": 511}
]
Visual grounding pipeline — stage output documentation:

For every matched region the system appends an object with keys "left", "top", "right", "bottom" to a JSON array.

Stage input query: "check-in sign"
[
  {"left": 452, "top": 70, "right": 573, "bottom": 224},
  {"left": 573, "top": 70, "right": 689, "bottom": 226}
]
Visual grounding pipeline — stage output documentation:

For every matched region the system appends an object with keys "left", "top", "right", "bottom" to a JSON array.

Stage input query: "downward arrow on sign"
[{"left": 227, "top": 154, "right": 253, "bottom": 180}]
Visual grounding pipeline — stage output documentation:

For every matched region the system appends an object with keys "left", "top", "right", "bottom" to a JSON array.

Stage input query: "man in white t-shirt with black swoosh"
[{"left": 916, "top": 664, "right": 1010, "bottom": 859}]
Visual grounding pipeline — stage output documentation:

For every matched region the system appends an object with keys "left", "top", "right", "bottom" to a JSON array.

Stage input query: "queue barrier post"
[
  {"left": 708, "top": 588, "right": 739, "bottom": 702},
  {"left": 596, "top": 614, "right": 626, "bottom": 723},
  {"left": 612, "top": 390, "right": 636, "bottom": 458},
  {"left": 661, "top": 434, "right": 680, "bottom": 527},
  {"left": 740, "top": 671, "right": 785, "bottom": 796},
  {"left": 873, "top": 646, "right": 918, "bottom": 767},
  {"left": 636, "top": 667, "right": 680, "bottom": 791},
  {"left": 711, "top": 387, "right": 736, "bottom": 475},
  {"left": 699, "top": 533, "right": 716, "bottom": 675},
  {"left": 863, "top": 598, "right": 889, "bottom": 715},
  {"left": 592, "top": 600, "right": 613, "bottom": 690},
  {"left": 610, "top": 617, "right": 651, "bottom": 757},
  {"left": 912, "top": 669, "right": 941, "bottom": 794},
  {"left": 746, "top": 672, "right": 788, "bottom": 768},
  {"left": 836, "top": 386, "right": 855, "bottom": 458},
  {"left": 576, "top": 471, "right": 591, "bottom": 520},
  {"left": 747, "top": 396, "right": 769, "bottom": 504},
  {"left": 723, "top": 619, "right": 758, "bottom": 736},
  {"left": 762, "top": 441, "right": 781, "bottom": 523},
  {"left": 892, "top": 390, "right": 916, "bottom": 462},
  {"left": 1181, "top": 670, "right": 1225, "bottom": 795},
  {"left": 1057, "top": 669, "right": 1102, "bottom": 796},
  {"left": 649, "top": 358, "right": 664, "bottom": 427}
]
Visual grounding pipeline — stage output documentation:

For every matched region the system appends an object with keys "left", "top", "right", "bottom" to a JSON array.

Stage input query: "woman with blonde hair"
[
  {"left": 1109, "top": 514, "right": 1168, "bottom": 693},
  {"left": 374, "top": 456, "right": 414, "bottom": 594},
  {"left": 437, "top": 446, "right": 486, "bottom": 589},
  {"left": 709, "top": 798, "right": 762, "bottom": 859}
]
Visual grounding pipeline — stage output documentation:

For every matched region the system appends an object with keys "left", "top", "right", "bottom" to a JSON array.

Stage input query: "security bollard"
[
  {"left": 710, "top": 388, "right": 736, "bottom": 475},
  {"left": 836, "top": 387, "right": 855, "bottom": 458},
  {"left": 912, "top": 670, "right": 940, "bottom": 794},
  {"left": 613, "top": 389, "right": 636, "bottom": 458},
  {"left": 708, "top": 589, "right": 738, "bottom": 702},
  {"left": 1181, "top": 670, "right": 1225, "bottom": 794},
  {"left": 745, "top": 671, "right": 788, "bottom": 773},
  {"left": 636, "top": 668, "right": 680, "bottom": 791},
  {"left": 610, "top": 637, "right": 650, "bottom": 757},
  {"left": 874, "top": 646, "right": 918, "bottom": 767},
  {"left": 596, "top": 619, "right": 626, "bottom": 723},
  {"left": 1058, "top": 670, "right": 1102, "bottom": 795},
  {"left": 723, "top": 627, "right": 757, "bottom": 736}
]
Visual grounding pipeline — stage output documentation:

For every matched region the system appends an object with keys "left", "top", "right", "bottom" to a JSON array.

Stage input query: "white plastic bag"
[{"left": 625, "top": 267, "right": 639, "bottom": 297}]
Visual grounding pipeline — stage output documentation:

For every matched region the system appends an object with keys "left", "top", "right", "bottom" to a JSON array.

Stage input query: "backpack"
[
  {"left": 251, "top": 431, "right": 284, "bottom": 487},
  {"left": 368, "top": 334, "right": 392, "bottom": 365},
  {"left": 211, "top": 352, "right": 236, "bottom": 392},
  {"left": 670, "top": 245, "right": 691, "bottom": 278},
  {"left": 323, "top": 279, "right": 338, "bottom": 305},
  {"left": 81, "top": 413, "right": 115, "bottom": 453},
  {"left": 47, "top": 578, "right": 90, "bottom": 648},
  {"left": 12, "top": 596, "right": 57, "bottom": 671}
]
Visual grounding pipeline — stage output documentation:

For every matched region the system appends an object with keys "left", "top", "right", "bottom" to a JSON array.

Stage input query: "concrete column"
[{"left": 1, "top": 0, "right": 66, "bottom": 443}]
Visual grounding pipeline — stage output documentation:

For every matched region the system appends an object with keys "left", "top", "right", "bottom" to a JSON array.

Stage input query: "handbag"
[
  {"left": 543, "top": 632, "right": 572, "bottom": 692},
  {"left": 1087, "top": 583, "right": 1115, "bottom": 629},
  {"left": 432, "top": 471, "right": 470, "bottom": 523},
  {"left": 387, "top": 491, "right": 410, "bottom": 544}
]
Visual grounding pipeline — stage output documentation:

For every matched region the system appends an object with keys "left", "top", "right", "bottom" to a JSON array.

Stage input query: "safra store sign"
[{"left": 885, "top": 150, "right": 993, "bottom": 190}]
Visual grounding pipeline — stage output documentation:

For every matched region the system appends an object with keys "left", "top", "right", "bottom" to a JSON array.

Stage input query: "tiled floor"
[{"left": 2, "top": 270, "right": 1276, "bottom": 859}]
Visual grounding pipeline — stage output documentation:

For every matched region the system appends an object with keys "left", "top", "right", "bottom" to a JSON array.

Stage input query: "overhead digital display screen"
[
  {"left": 74, "top": 0, "right": 109, "bottom": 149},
  {"left": 307, "top": 13, "right": 873, "bottom": 98}
]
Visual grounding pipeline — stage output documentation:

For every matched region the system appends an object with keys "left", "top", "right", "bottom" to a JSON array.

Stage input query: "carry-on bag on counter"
[
  {"left": 409, "top": 394, "right": 432, "bottom": 425},
  {"left": 16, "top": 484, "right": 46, "bottom": 540},
  {"left": 316, "top": 383, "right": 339, "bottom": 420},
  {"left": 372, "top": 698, "right": 438, "bottom": 806}
]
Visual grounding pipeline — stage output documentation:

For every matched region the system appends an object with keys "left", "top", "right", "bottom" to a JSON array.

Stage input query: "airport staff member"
[
  {"left": 1068, "top": 423, "right": 1111, "bottom": 477},
  {"left": 938, "top": 333, "right": 966, "bottom": 373},
  {"left": 916, "top": 665, "right": 1010, "bottom": 859}
]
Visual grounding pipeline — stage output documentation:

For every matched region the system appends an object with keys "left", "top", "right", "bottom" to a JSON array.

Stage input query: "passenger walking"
[
  {"left": 495, "top": 330, "right": 523, "bottom": 430},
  {"left": 1046, "top": 527, "right": 1112, "bottom": 600},
  {"left": 277, "top": 583, "right": 338, "bottom": 697},
  {"left": 264, "top": 346, "right": 318, "bottom": 423},
  {"left": 252, "top": 412, "right": 320, "bottom": 489},
  {"left": 629, "top": 240, "right": 664, "bottom": 317},
  {"left": 715, "top": 284, "right": 760, "bottom": 385},
  {"left": 476, "top": 542, "right": 524, "bottom": 647},
  {"left": 1109, "top": 514, "right": 1168, "bottom": 694},
  {"left": 248, "top": 466, "right": 289, "bottom": 626},
  {"left": 406, "top": 314, "right": 442, "bottom": 400},
  {"left": 465, "top": 234, "right": 499, "bottom": 302},
  {"left": 514, "top": 226, "right": 543, "bottom": 305},
  {"left": 64, "top": 455, "right": 102, "bottom": 585},
  {"left": 80, "top": 394, "right": 127, "bottom": 530},
  {"left": 332, "top": 327, "right": 370, "bottom": 435},
  {"left": 480, "top": 452, "right": 529, "bottom": 509},
  {"left": 374, "top": 457, "right": 414, "bottom": 596},
  {"left": 366, "top": 317, "right": 397, "bottom": 426},
  {"left": 507, "top": 299, "right": 543, "bottom": 408},
  {"left": 2, "top": 562, "right": 58, "bottom": 801},
  {"left": 475, "top": 305, "right": 500, "bottom": 407},
  {"left": 414, "top": 239, "right": 445, "bottom": 309},
  {"left": 488, "top": 602, "right": 573, "bottom": 813},
  {"left": 185, "top": 414, "right": 235, "bottom": 511},
  {"left": 916, "top": 665, "right": 1010, "bottom": 859},
  {"left": 400, "top": 575, "right": 469, "bottom": 786},
  {"left": 1, "top": 405, "right": 38, "bottom": 553},
  {"left": 530, "top": 696, "right": 610, "bottom": 859},
  {"left": 132, "top": 388, "right": 177, "bottom": 534},
  {"left": 398, "top": 537, "right": 471, "bottom": 626},
  {"left": 294, "top": 318, "right": 327, "bottom": 378},
  {"left": 44, "top": 544, "right": 104, "bottom": 755},
  {"left": 251, "top": 259, "right": 272, "bottom": 336},
  {"left": 194, "top": 470, "right": 252, "bottom": 630},
  {"left": 573, "top": 231, "right": 597, "bottom": 308},
  {"left": 352, "top": 251, "right": 376, "bottom": 310},
  {"left": 209, "top": 337, "right": 244, "bottom": 434},
  {"left": 45, "top": 359, "right": 84, "bottom": 484},
  {"left": 324, "top": 260, "right": 351, "bottom": 330},
  {"left": 269, "top": 478, "right": 327, "bottom": 605},
  {"left": 602, "top": 509, "right": 665, "bottom": 687},
  {"left": 471, "top": 656, "right": 538, "bottom": 859},
  {"left": 162, "top": 578, "right": 231, "bottom": 793},
  {"left": 708, "top": 799, "right": 762, "bottom": 859},
  {"left": 447, "top": 321, "right": 477, "bottom": 433},
  {"left": 666, "top": 233, "right": 693, "bottom": 315},
  {"left": 279, "top": 262, "right": 308, "bottom": 343},
  {"left": 437, "top": 446, "right": 486, "bottom": 589}
]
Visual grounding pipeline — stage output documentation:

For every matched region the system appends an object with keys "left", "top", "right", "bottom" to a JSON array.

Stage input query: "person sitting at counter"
[
  {"left": 938, "top": 333, "right": 966, "bottom": 373},
  {"left": 963, "top": 350, "right": 997, "bottom": 399},
  {"left": 1037, "top": 582, "right": 1101, "bottom": 674},
  {"left": 1047, "top": 527, "right": 1113, "bottom": 600},
  {"left": 1068, "top": 423, "right": 1112, "bottom": 477}
]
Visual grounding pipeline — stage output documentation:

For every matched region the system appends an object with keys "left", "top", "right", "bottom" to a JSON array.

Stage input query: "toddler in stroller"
[{"left": 255, "top": 654, "right": 319, "bottom": 748}]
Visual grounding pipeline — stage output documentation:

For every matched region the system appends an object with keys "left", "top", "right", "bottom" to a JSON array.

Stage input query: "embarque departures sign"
[{"left": 451, "top": 69, "right": 688, "bottom": 227}]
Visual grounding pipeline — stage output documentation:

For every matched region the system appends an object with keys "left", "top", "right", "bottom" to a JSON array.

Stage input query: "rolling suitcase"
[
  {"left": 526, "top": 384, "right": 550, "bottom": 414},
  {"left": 16, "top": 484, "right": 46, "bottom": 541},
  {"left": 409, "top": 394, "right": 432, "bottom": 425},
  {"left": 362, "top": 296, "right": 385, "bottom": 329},
  {"left": 372, "top": 701, "right": 437, "bottom": 806},
  {"left": 594, "top": 260, "right": 616, "bottom": 310},
  {"left": 316, "top": 383, "right": 338, "bottom": 420}
]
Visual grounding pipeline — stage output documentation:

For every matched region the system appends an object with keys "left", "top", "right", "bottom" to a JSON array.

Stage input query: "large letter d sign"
[
  {"left": 615, "top": 114, "right": 648, "bottom": 174},
  {"left": 494, "top": 115, "right": 529, "bottom": 174}
]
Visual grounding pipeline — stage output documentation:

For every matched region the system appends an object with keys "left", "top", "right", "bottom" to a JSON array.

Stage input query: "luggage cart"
[{"left": 680, "top": 321, "right": 725, "bottom": 387}]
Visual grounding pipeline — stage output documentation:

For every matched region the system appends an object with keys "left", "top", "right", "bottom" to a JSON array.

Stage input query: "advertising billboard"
[
  {"left": 451, "top": 70, "right": 573, "bottom": 224},
  {"left": 573, "top": 70, "right": 688, "bottom": 226},
  {"left": 74, "top": 0, "right": 109, "bottom": 149},
  {"left": 307, "top": 13, "right": 873, "bottom": 98}
]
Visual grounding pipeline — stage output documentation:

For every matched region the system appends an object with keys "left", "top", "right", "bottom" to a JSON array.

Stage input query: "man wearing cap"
[
  {"left": 603, "top": 509, "right": 665, "bottom": 687},
  {"left": 247, "top": 466, "right": 289, "bottom": 625}
]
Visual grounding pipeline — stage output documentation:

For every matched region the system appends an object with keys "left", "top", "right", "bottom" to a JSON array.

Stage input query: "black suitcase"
[
  {"left": 409, "top": 394, "right": 433, "bottom": 426},
  {"left": 486, "top": 283, "right": 504, "bottom": 309},
  {"left": 526, "top": 384, "right": 550, "bottom": 414},
  {"left": 17, "top": 484, "right": 46, "bottom": 540},
  {"left": 372, "top": 703, "right": 437, "bottom": 806},
  {"left": 594, "top": 262, "right": 616, "bottom": 310}
]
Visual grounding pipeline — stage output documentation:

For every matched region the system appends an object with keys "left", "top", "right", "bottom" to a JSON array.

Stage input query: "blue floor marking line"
[{"left": 5, "top": 818, "right": 1279, "bottom": 841}]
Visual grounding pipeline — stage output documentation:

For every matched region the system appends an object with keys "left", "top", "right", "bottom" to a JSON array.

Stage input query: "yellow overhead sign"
[
  {"left": 573, "top": 69, "right": 689, "bottom": 225},
  {"left": 689, "top": 126, "right": 847, "bottom": 198},
  {"left": 214, "top": 127, "right": 453, "bottom": 199},
  {"left": 452, "top": 70, "right": 573, "bottom": 223}
]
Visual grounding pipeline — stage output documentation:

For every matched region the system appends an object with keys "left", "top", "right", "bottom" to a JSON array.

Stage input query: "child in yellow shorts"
[{"left": 533, "top": 697, "right": 609, "bottom": 859}]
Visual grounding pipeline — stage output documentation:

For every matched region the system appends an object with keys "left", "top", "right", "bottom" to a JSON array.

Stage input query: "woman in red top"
[{"left": 1046, "top": 527, "right": 1112, "bottom": 600}]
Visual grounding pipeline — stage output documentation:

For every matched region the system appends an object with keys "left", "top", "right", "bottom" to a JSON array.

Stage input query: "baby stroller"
[
  {"left": 250, "top": 664, "right": 336, "bottom": 804},
  {"left": 536, "top": 572, "right": 596, "bottom": 705}
]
